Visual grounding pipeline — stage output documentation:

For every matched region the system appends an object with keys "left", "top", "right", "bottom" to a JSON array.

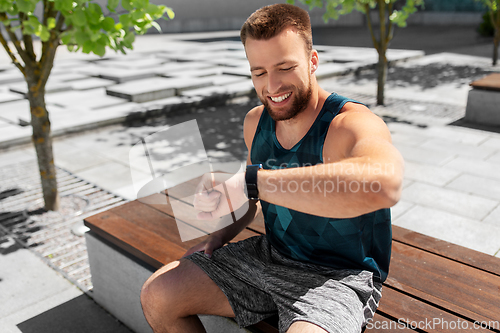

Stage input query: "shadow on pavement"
[
  {"left": 450, "top": 117, "right": 500, "bottom": 134},
  {"left": 17, "top": 294, "right": 133, "bottom": 333}
]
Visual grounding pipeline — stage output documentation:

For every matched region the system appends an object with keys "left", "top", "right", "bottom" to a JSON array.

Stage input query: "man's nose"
[{"left": 267, "top": 73, "right": 282, "bottom": 94}]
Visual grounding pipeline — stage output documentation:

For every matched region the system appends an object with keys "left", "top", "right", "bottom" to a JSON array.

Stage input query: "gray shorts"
[{"left": 185, "top": 235, "right": 382, "bottom": 333}]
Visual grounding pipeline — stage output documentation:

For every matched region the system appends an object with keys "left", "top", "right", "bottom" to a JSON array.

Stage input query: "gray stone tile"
[
  {"left": 48, "top": 72, "right": 88, "bottom": 82},
  {"left": 444, "top": 156, "right": 500, "bottom": 181},
  {"left": 479, "top": 136, "right": 500, "bottom": 150},
  {"left": 485, "top": 151, "right": 500, "bottom": 165},
  {"left": 393, "top": 205, "right": 500, "bottom": 255},
  {"left": 315, "top": 63, "right": 355, "bottom": 80},
  {"left": 46, "top": 88, "right": 127, "bottom": 110},
  {"left": 166, "top": 67, "right": 223, "bottom": 78},
  {"left": 0, "top": 148, "right": 35, "bottom": 168},
  {"left": 9, "top": 81, "right": 72, "bottom": 95},
  {"left": 70, "top": 78, "right": 116, "bottom": 90},
  {"left": 0, "top": 123, "right": 32, "bottom": 147},
  {"left": 207, "top": 74, "right": 248, "bottom": 86},
  {"left": 106, "top": 77, "right": 213, "bottom": 102},
  {"left": 0, "top": 249, "right": 77, "bottom": 318},
  {"left": 97, "top": 57, "right": 165, "bottom": 69},
  {"left": 390, "top": 132, "right": 427, "bottom": 147},
  {"left": 403, "top": 160, "right": 461, "bottom": 186},
  {"left": 52, "top": 141, "right": 112, "bottom": 173},
  {"left": 420, "top": 138, "right": 496, "bottom": 159},
  {"left": 393, "top": 142, "right": 456, "bottom": 166},
  {"left": 482, "top": 204, "right": 500, "bottom": 227},
  {"left": 402, "top": 182, "right": 498, "bottom": 220},
  {"left": 0, "top": 91, "right": 24, "bottom": 104},
  {"left": 156, "top": 61, "right": 215, "bottom": 75},
  {"left": 75, "top": 160, "right": 138, "bottom": 193},
  {"left": 221, "top": 66, "right": 251, "bottom": 78},
  {"left": 446, "top": 174, "right": 500, "bottom": 201},
  {"left": 0, "top": 70, "right": 25, "bottom": 85},
  {"left": 205, "top": 58, "right": 249, "bottom": 67},
  {"left": 391, "top": 200, "right": 414, "bottom": 220}
]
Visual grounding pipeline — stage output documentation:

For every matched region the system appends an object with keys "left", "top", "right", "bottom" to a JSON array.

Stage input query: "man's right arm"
[{"left": 182, "top": 105, "right": 264, "bottom": 258}]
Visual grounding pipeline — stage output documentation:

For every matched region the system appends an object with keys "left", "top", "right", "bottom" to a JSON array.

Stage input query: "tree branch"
[
  {"left": 20, "top": 13, "right": 36, "bottom": 61},
  {"left": 364, "top": 4, "right": 380, "bottom": 53},
  {"left": 38, "top": 12, "right": 64, "bottom": 90},
  {"left": 378, "top": 0, "right": 387, "bottom": 57},
  {"left": 385, "top": 1, "right": 394, "bottom": 46},
  {"left": 0, "top": 24, "right": 25, "bottom": 75},
  {"left": 0, "top": 13, "right": 31, "bottom": 66}
]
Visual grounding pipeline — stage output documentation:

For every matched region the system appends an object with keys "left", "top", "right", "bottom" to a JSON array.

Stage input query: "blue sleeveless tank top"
[{"left": 250, "top": 93, "right": 392, "bottom": 282}]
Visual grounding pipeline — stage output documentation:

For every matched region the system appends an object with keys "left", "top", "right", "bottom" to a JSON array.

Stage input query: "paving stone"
[
  {"left": 0, "top": 90, "right": 24, "bottom": 104},
  {"left": 106, "top": 77, "right": 213, "bottom": 103},
  {"left": 402, "top": 182, "right": 498, "bottom": 220},
  {"left": 315, "top": 62, "right": 357, "bottom": 80},
  {"left": 391, "top": 200, "right": 415, "bottom": 220},
  {"left": 479, "top": 136, "right": 500, "bottom": 150},
  {"left": 486, "top": 151, "right": 500, "bottom": 165},
  {"left": 46, "top": 88, "right": 127, "bottom": 110},
  {"left": 52, "top": 141, "right": 112, "bottom": 173},
  {"left": 0, "top": 249, "right": 78, "bottom": 319},
  {"left": 96, "top": 57, "right": 166, "bottom": 69},
  {"left": 9, "top": 81, "right": 72, "bottom": 95},
  {"left": 482, "top": 204, "right": 500, "bottom": 227},
  {"left": 221, "top": 66, "right": 251, "bottom": 77},
  {"left": 388, "top": 122, "right": 488, "bottom": 145},
  {"left": 393, "top": 205, "right": 500, "bottom": 255},
  {"left": 166, "top": 67, "right": 223, "bottom": 78},
  {"left": 75, "top": 160, "right": 137, "bottom": 194},
  {"left": 156, "top": 61, "right": 215, "bottom": 75},
  {"left": 49, "top": 72, "right": 89, "bottom": 82},
  {"left": 0, "top": 70, "right": 25, "bottom": 85},
  {"left": 444, "top": 156, "right": 500, "bottom": 181},
  {"left": 390, "top": 132, "right": 428, "bottom": 147},
  {"left": 0, "top": 100, "right": 30, "bottom": 124},
  {"left": 180, "top": 79, "right": 254, "bottom": 98},
  {"left": 393, "top": 142, "right": 456, "bottom": 166},
  {"left": 420, "top": 138, "right": 496, "bottom": 159},
  {"left": 446, "top": 174, "right": 500, "bottom": 201},
  {"left": 70, "top": 78, "right": 116, "bottom": 90},
  {"left": 0, "top": 123, "right": 32, "bottom": 148},
  {"left": 206, "top": 74, "right": 248, "bottom": 86},
  {"left": 403, "top": 160, "right": 461, "bottom": 187}
]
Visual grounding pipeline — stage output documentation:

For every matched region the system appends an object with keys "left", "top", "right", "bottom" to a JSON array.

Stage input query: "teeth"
[{"left": 270, "top": 93, "right": 291, "bottom": 103}]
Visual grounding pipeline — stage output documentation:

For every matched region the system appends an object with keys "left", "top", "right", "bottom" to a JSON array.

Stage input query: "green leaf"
[
  {"left": 107, "top": 0, "right": 120, "bottom": 12},
  {"left": 119, "top": 14, "right": 130, "bottom": 27},
  {"left": 73, "top": 8, "right": 87, "bottom": 26},
  {"left": 47, "top": 17, "right": 56, "bottom": 30},
  {"left": 75, "top": 30, "right": 89, "bottom": 44},
  {"left": 86, "top": 3, "right": 103, "bottom": 25},
  {"left": 10, "top": 25, "right": 22, "bottom": 32},
  {"left": 166, "top": 7, "right": 174, "bottom": 19},
  {"left": 82, "top": 40, "right": 95, "bottom": 54},
  {"left": 93, "top": 42, "right": 106, "bottom": 56},
  {"left": 40, "top": 26, "right": 50, "bottom": 41},
  {"left": 101, "top": 17, "right": 115, "bottom": 31},
  {"left": 60, "top": 31, "right": 73, "bottom": 44},
  {"left": 151, "top": 20, "right": 161, "bottom": 33},
  {"left": 17, "top": 0, "right": 34, "bottom": 13},
  {"left": 122, "top": 0, "right": 134, "bottom": 11}
]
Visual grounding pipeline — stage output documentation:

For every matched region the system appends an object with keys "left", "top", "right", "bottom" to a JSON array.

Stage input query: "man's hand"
[
  {"left": 181, "top": 234, "right": 225, "bottom": 259},
  {"left": 193, "top": 172, "right": 248, "bottom": 220}
]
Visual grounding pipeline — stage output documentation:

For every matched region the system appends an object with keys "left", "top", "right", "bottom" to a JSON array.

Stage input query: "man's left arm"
[{"left": 257, "top": 106, "right": 404, "bottom": 218}]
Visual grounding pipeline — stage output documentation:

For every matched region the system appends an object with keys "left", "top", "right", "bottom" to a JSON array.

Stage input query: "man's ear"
[{"left": 310, "top": 49, "right": 319, "bottom": 74}]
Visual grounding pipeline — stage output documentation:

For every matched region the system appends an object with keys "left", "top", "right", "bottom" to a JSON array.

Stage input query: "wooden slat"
[
  {"left": 388, "top": 242, "right": 500, "bottom": 323},
  {"left": 470, "top": 73, "right": 500, "bottom": 92},
  {"left": 84, "top": 211, "right": 186, "bottom": 269},
  {"left": 377, "top": 287, "right": 493, "bottom": 333},
  {"left": 392, "top": 225, "right": 500, "bottom": 276}
]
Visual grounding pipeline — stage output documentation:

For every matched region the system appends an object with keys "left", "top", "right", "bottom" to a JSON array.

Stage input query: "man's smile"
[{"left": 269, "top": 92, "right": 292, "bottom": 103}]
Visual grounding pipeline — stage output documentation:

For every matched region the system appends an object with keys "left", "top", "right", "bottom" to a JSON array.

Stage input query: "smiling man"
[{"left": 140, "top": 4, "right": 404, "bottom": 333}]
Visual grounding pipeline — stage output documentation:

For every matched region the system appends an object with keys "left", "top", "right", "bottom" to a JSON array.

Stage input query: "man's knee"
[{"left": 141, "top": 260, "right": 183, "bottom": 318}]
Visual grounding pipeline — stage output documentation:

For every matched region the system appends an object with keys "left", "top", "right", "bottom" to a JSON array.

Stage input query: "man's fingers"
[{"left": 193, "top": 190, "right": 221, "bottom": 212}]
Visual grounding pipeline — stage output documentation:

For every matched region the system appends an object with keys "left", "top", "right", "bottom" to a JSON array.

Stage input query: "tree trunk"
[
  {"left": 494, "top": 33, "right": 499, "bottom": 66},
  {"left": 26, "top": 76, "right": 59, "bottom": 211},
  {"left": 376, "top": 51, "right": 387, "bottom": 106}
]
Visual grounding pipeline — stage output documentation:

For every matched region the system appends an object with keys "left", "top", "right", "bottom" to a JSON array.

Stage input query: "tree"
[
  {"left": 0, "top": 0, "right": 174, "bottom": 210},
  {"left": 288, "top": 0, "right": 423, "bottom": 105},
  {"left": 475, "top": 0, "right": 500, "bottom": 65}
]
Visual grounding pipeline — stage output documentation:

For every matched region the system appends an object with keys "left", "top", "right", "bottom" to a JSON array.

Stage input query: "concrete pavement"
[{"left": 1, "top": 28, "right": 500, "bottom": 333}]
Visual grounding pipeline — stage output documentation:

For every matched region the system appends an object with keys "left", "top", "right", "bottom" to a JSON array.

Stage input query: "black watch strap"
[{"left": 245, "top": 164, "right": 262, "bottom": 200}]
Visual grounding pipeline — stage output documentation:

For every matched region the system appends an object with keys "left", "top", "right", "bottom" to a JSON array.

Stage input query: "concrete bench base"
[
  {"left": 85, "top": 232, "right": 254, "bottom": 333},
  {"left": 465, "top": 89, "right": 500, "bottom": 126}
]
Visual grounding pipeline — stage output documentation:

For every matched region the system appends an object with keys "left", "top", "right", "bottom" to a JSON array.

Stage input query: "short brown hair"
[{"left": 240, "top": 4, "right": 313, "bottom": 53}]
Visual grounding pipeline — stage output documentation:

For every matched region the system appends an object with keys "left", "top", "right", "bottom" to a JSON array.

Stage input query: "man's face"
[{"left": 245, "top": 28, "right": 316, "bottom": 121}]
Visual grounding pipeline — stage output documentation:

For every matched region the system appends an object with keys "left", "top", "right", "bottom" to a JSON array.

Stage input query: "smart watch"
[{"left": 245, "top": 164, "right": 262, "bottom": 200}]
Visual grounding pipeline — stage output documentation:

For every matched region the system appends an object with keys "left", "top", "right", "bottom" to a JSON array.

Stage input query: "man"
[{"left": 141, "top": 4, "right": 404, "bottom": 333}]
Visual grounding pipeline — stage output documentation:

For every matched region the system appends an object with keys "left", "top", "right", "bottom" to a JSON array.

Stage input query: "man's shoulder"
[{"left": 244, "top": 105, "right": 265, "bottom": 130}]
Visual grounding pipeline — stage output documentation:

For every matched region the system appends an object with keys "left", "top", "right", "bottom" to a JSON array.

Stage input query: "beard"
[{"left": 261, "top": 78, "right": 313, "bottom": 122}]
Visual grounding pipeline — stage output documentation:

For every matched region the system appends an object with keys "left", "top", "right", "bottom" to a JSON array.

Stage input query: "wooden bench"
[
  {"left": 465, "top": 73, "right": 500, "bottom": 126},
  {"left": 84, "top": 176, "right": 500, "bottom": 333}
]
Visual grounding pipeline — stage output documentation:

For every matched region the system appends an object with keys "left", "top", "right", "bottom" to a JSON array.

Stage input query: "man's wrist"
[{"left": 245, "top": 164, "right": 262, "bottom": 200}]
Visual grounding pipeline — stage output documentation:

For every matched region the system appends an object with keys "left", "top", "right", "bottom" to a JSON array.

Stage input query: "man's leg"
[
  {"left": 140, "top": 258, "right": 235, "bottom": 333},
  {"left": 286, "top": 321, "right": 329, "bottom": 333}
]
